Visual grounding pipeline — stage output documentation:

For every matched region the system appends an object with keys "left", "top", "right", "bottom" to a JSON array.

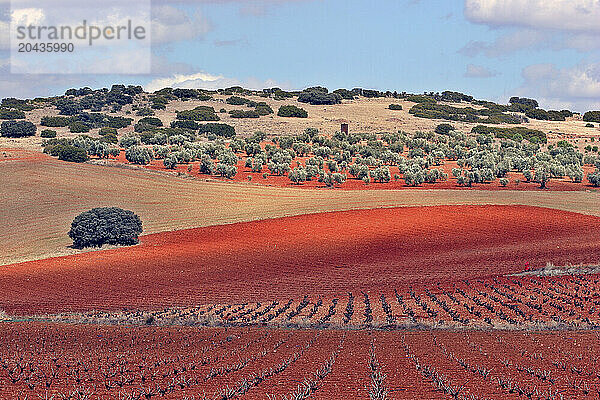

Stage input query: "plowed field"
[{"left": 2, "top": 205, "right": 599, "bottom": 315}]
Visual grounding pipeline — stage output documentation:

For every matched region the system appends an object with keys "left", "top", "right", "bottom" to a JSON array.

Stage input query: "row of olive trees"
[{"left": 109, "top": 122, "right": 592, "bottom": 188}]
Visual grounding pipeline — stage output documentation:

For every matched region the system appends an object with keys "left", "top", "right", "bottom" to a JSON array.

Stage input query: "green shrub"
[
  {"left": 163, "top": 155, "right": 178, "bottom": 169},
  {"left": 1, "top": 120, "right": 36, "bottom": 137},
  {"left": 320, "top": 172, "right": 346, "bottom": 187},
  {"left": 388, "top": 104, "right": 403, "bottom": 110},
  {"left": 288, "top": 168, "right": 308, "bottom": 184},
  {"left": 471, "top": 125, "right": 546, "bottom": 143},
  {"left": 68, "top": 207, "right": 142, "bottom": 249},
  {"left": 278, "top": 105, "right": 308, "bottom": 118},
  {"left": 303, "top": 86, "right": 328, "bottom": 93},
  {"left": 119, "top": 134, "right": 141, "bottom": 148},
  {"left": 106, "top": 116, "right": 133, "bottom": 129},
  {"left": 0, "top": 109, "right": 25, "bottom": 119},
  {"left": 441, "top": 91, "right": 474, "bottom": 103},
  {"left": 435, "top": 123, "right": 455, "bottom": 135},
  {"left": 57, "top": 144, "right": 88, "bottom": 162},
  {"left": 525, "top": 108, "right": 569, "bottom": 121},
  {"left": 404, "top": 165, "right": 425, "bottom": 186},
  {"left": 40, "top": 129, "right": 57, "bottom": 138},
  {"left": 56, "top": 98, "right": 82, "bottom": 115},
  {"left": 370, "top": 166, "right": 391, "bottom": 183},
  {"left": 170, "top": 120, "right": 199, "bottom": 130},
  {"left": 524, "top": 108, "right": 549, "bottom": 120},
  {"left": 69, "top": 121, "right": 90, "bottom": 133},
  {"left": 41, "top": 116, "right": 72, "bottom": 127},
  {"left": 297, "top": 91, "right": 341, "bottom": 105},
  {"left": 406, "top": 95, "right": 436, "bottom": 104},
  {"left": 2, "top": 98, "right": 35, "bottom": 111},
  {"left": 583, "top": 111, "right": 600, "bottom": 123},
  {"left": 134, "top": 116, "right": 163, "bottom": 133},
  {"left": 349, "top": 163, "right": 370, "bottom": 180},
  {"left": 172, "top": 88, "right": 204, "bottom": 99},
  {"left": 176, "top": 106, "right": 219, "bottom": 121},
  {"left": 151, "top": 96, "right": 168, "bottom": 109},
  {"left": 229, "top": 109, "right": 260, "bottom": 118},
  {"left": 100, "top": 133, "right": 118, "bottom": 144},
  {"left": 226, "top": 96, "right": 249, "bottom": 105},
  {"left": 509, "top": 97, "right": 538, "bottom": 111},
  {"left": 138, "top": 117, "right": 163, "bottom": 127},
  {"left": 99, "top": 127, "right": 118, "bottom": 136},
  {"left": 332, "top": 89, "right": 355, "bottom": 100},
  {"left": 197, "top": 93, "right": 213, "bottom": 101},
  {"left": 588, "top": 169, "right": 600, "bottom": 186},
  {"left": 216, "top": 163, "right": 237, "bottom": 179},
  {"left": 198, "top": 123, "right": 235, "bottom": 138},
  {"left": 255, "top": 103, "right": 274, "bottom": 116}
]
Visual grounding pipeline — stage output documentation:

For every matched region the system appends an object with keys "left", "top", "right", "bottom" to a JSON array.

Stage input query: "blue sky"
[{"left": 1, "top": 0, "right": 600, "bottom": 112}]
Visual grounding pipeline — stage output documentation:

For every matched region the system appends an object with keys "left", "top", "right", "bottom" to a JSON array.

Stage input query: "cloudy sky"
[{"left": 1, "top": 0, "right": 600, "bottom": 112}]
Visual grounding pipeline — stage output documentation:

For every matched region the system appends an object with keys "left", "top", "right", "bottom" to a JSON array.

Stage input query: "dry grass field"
[{"left": 1, "top": 152, "right": 599, "bottom": 266}]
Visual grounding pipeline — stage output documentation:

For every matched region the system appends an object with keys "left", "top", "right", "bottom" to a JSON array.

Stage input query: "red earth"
[
  {"left": 2, "top": 147, "right": 595, "bottom": 190},
  {"left": 1, "top": 322, "right": 600, "bottom": 399},
  {"left": 109, "top": 150, "right": 597, "bottom": 191},
  {"left": 0, "top": 148, "right": 51, "bottom": 162},
  {"left": 1, "top": 205, "right": 600, "bottom": 315}
]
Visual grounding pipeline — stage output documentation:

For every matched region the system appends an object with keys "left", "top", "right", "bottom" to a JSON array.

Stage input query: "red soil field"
[
  {"left": 45, "top": 272, "right": 600, "bottom": 330},
  {"left": 2, "top": 322, "right": 600, "bottom": 399},
  {"left": 1, "top": 205, "right": 600, "bottom": 315},
  {"left": 0, "top": 148, "right": 51, "bottom": 162},
  {"left": 110, "top": 150, "right": 597, "bottom": 191}
]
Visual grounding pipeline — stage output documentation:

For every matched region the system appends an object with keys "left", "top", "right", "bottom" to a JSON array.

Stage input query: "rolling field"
[
  {"left": 2, "top": 205, "right": 599, "bottom": 315},
  {"left": 2, "top": 322, "right": 600, "bottom": 399},
  {"left": 41, "top": 271, "right": 600, "bottom": 330},
  {"left": 2, "top": 152, "right": 600, "bottom": 266},
  {"left": 2, "top": 93, "right": 600, "bottom": 400}
]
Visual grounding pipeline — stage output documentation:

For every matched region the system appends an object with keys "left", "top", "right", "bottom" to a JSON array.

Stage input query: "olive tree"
[
  {"left": 125, "top": 145, "right": 153, "bottom": 165},
  {"left": 587, "top": 169, "right": 600, "bottom": 187},
  {"left": 288, "top": 168, "right": 308, "bottom": 184},
  {"left": 216, "top": 163, "right": 237, "bottom": 179},
  {"left": 370, "top": 166, "right": 391, "bottom": 183}
]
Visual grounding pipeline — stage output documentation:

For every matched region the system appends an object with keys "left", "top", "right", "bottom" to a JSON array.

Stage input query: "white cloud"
[
  {"left": 465, "top": 0, "right": 600, "bottom": 33},
  {"left": 145, "top": 71, "right": 290, "bottom": 92},
  {"left": 459, "top": 29, "right": 549, "bottom": 57},
  {"left": 152, "top": 5, "right": 211, "bottom": 44},
  {"left": 10, "top": 7, "right": 44, "bottom": 26},
  {"left": 464, "top": 63, "right": 498, "bottom": 78},
  {"left": 514, "top": 62, "right": 600, "bottom": 112},
  {"left": 463, "top": 0, "right": 600, "bottom": 56},
  {"left": 145, "top": 71, "right": 226, "bottom": 92}
]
